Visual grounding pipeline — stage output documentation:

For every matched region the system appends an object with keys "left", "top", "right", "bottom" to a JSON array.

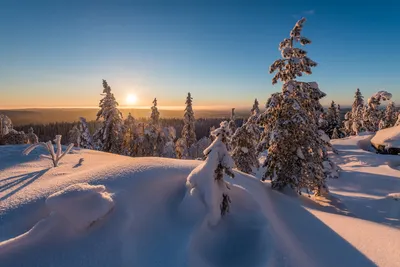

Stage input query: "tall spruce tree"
[
  {"left": 349, "top": 88, "right": 365, "bottom": 135},
  {"left": 146, "top": 98, "right": 166, "bottom": 156},
  {"left": 93, "top": 80, "right": 123, "bottom": 153},
  {"left": 181, "top": 93, "right": 197, "bottom": 157},
  {"left": 261, "top": 18, "right": 329, "bottom": 195}
]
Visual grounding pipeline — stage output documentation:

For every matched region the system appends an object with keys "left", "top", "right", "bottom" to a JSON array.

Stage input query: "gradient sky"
[{"left": 0, "top": 0, "right": 399, "bottom": 109}]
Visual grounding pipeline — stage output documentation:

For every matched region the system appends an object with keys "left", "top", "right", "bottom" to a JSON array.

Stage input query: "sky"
[{"left": 0, "top": 0, "right": 399, "bottom": 109}]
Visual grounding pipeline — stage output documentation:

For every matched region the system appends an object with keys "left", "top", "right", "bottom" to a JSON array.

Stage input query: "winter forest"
[
  {"left": 1, "top": 18, "right": 398, "bottom": 191},
  {"left": 1, "top": 17, "right": 400, "bottom": 267}
]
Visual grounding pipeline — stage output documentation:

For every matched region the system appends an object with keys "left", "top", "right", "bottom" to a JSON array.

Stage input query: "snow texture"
[
  {"left": 1, "top": 138, "right": 400, "bottom": 267},
  {"left": 46, "top": 183, "right": 114, "bottom": 230}
]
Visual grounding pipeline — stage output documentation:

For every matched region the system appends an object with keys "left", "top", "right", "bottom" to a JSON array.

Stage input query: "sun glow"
[{"left": 126, "top": 94, "right": 138, "bottom": 105}]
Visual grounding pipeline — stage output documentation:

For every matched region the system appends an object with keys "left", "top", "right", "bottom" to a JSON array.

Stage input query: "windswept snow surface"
[{"left": 0, "top": 143, "right": 399, "bottom": 266}]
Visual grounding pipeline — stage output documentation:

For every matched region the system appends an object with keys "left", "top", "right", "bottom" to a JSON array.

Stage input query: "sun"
[{"left": 126, "top": 94, "right": 137, "bottom": 105}]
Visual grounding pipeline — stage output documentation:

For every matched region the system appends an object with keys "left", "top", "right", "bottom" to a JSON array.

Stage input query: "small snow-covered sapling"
[{"left": 23, "top": 135, "right": 74, "bottom": 167}]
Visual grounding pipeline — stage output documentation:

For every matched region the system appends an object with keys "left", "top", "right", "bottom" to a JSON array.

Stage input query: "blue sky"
[{"left": 0, "top": 0, "right": 399, "bottom": 109}]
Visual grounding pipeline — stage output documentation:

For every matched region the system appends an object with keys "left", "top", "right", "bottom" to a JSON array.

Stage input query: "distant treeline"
[
  {"left": 0, "top": 108, "right": 255, "bottom": 126},
  {"left": 14, "top": 118, "right": 245, "bottom": 145}
]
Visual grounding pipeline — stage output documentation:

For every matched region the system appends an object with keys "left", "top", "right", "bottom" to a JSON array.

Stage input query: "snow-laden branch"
[{"left": 23, "top": 135, "right": 74, "bottom": 167}]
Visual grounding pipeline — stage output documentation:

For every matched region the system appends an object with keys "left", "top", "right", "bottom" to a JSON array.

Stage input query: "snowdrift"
[
  {"left": 371, "top": 125, "right": 400, "bottom": 153},
  {"left": 1, "top": 144, "right": 400, "bottom": 267}
]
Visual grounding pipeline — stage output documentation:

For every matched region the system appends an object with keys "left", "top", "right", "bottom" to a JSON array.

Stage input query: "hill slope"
[{"left": 0, "top": 138, "right": 399, "bottom": 267}]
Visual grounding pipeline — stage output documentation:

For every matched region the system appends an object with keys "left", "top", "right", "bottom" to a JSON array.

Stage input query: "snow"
[
  {"left": 46, "top": 183, "right": 114, "bottom": 230},
  {"left": 371, "top": 125, "right": 400, "bottom": 149},
  {"left": 1, "top": 140, "right": 400, "bottom": 266}
]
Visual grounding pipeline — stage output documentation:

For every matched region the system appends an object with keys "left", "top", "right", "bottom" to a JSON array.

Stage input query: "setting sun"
[{"left": 126, "top": 94, "right": 137, "bottom": 105}]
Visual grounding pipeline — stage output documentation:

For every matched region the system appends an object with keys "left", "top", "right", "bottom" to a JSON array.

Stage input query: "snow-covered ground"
[{"left": 0, "top": 137, "right": 399, "bottom": 267}]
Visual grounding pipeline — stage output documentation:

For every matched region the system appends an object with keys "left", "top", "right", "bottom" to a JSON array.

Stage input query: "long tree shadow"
[
  {"left": 265, "top": 188, "right": 378, "bottom": 267},
  {"left": 0, "top": 168, "right": 50, "bottom": 201}
]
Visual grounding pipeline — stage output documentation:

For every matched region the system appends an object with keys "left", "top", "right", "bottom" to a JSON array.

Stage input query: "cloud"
[
  {"left": 292, "top": 9, "right": 315, "bottom": 19},
  {"left": 304, "top": 9, "right": 315, "bottom": 15}
]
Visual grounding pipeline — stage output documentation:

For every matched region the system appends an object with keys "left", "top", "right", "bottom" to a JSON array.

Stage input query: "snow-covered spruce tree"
[
  {"left": 362, "top": 91, "right": 392, "bottom": 132},
  {"left": 181, "top": 93, "right": 197, "bottom": 158},
  {"left": 348, "top": 88, "right": 364, "bottom": 135},
  {"left": 342, "top": 111, "right": 352, "bottom": 136},
  {"left": 68, "top": 125, "right": 81, "bottom": 147},
  {"left": 186, "top": 121, "right": 235, "bottom": 225},
  {"left": 147, "top": 98, "right": 167, "bottom": 156},
  {"left": 246, "top": 103, "right": 262, "bottom": 148},
  {"left": 231, "top": 122, "right": 259, "bottom": 174},
  {"left": 79, "top": 117, "right": 94, "bottom": 149},
  {"left": 251, "top": 98, "right": 260, "bottom": 116},
  {"left": 150, "top": 98, "right": 160, "bottom": 125},
  {"left": 175, "top": 137, "right": 187, "bottom": 159},
  {"left": 228, "top": 108, "right": 237, "bottom": 137},
  {"left": 23, "top": 135, "right": 74, "bottom": 167},
  {"left": 27, "top": 127, "right": 39, "bottom": 144},
  {"left": 325, "top": 101, "right": 340, "bottom": 137},
  {"left": 93, "top": 80, "right": 123, "bottom": 153},
  {"left": 262, "top": 17, "right": 330, "bottom": 195},
  {"left": 383, "top": 101, "right": 397, "bottom": 128},
  {"left": 121, "top": 113, "right": 138, "bottom": 156},
  {"left": 0, "top": 114, "right": 13, "bottom": 137}
]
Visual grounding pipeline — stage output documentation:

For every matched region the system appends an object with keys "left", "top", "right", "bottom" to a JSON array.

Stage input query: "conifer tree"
[
  {"left": 186, "top": 121, "right": 235, "bottom": 225},
  {"left": 231, "top": 122, "right": 259, "bottom": 174},
  {"left": 181, "top": 93, "right": 197, "bottom": 157},
  {"left": 261, "top": 18, "right": 329, "bottom": 195},
  {"left": 150, "top": 98, "right": 160, "bottom": 125},
  {"left": 27, "top": 127, "right": 39, "bottom": 144},
  {"left": 349, "top": 88, "right": 364, "bottom": 135},
  {"left": 383, "top": 101, "right": 397, "bottom": 128},
  {"left": 68, "top": 125, "right": 81, "bottom": 147},
  {"left": 175, "top": 137, "right": 187, "bottom": 159},
  {"left": 0, "top": 114, "right": 13, "bottom": 137},
  {"left": 228, "top": 108, "right": 237, "bottom": 136},
  {"left": 93, "top": 80, "right": 123, "bottom": 153},
  {"left": 251, "top": 98, "right": 260, "bottom": 116},
  {"left": 122, "top": 113, "right": 138, "bottom": 156},
  {"left": 79, "top": 117, "right": 94, "bottom": 149},
  {"left": 325, "top": 101, "right": 340, "bottom": 137},
  {"left": 362, "top": 91, "right": 392, "bottom": 132},
  {"left": 147, "top": 98, "right": 166, "bottom": 156},
  {"left": 331, "top": 127, "right": 340, "bottom": 139}
]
